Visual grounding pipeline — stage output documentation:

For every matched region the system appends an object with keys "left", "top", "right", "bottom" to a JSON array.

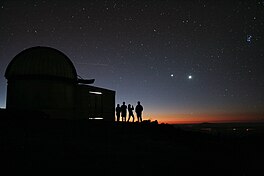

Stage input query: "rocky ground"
[{"left": 1, "top": 118, "right": 264, "bottom": 175}]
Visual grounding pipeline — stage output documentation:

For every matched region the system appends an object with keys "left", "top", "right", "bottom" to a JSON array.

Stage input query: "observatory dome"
[{"left": 5, "top": 46, "right": 77, "bottom": 81}]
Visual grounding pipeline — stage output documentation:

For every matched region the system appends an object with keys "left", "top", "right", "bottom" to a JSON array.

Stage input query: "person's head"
[
  {"left": 117, "top": 104, "right": 120, "bottom": 107},
  {"left": 123, "top": 102, "right": 125, "bottom": 105},
  {"left": 128, "top": 104, "right": 131, "bottom": 107},
  {"left": 137, "top": 101, "right": 140, "bottom": 105}
]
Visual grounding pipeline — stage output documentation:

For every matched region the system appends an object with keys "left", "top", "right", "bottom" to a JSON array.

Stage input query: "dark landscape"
[{"left": 1, "top": 110, "right": 264, "bottom": 175}]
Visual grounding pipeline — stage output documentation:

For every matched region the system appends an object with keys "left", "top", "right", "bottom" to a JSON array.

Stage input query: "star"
[
  {"left": 170, "top": 74, "right": 174, "bottom": 77},
  {"left": 246, "top": 35, "right": 252, "bottom": 43},
  {"left": 188, "top": 75, "right": 192, "bottom": 79}
]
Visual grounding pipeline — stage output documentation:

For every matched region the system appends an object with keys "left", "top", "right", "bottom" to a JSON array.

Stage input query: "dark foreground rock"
[{"left": 0, "top": 118, "right": 264, "bottom": 175}]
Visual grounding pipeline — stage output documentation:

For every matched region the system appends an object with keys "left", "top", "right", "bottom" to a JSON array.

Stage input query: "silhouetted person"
[
  {"left": 127, "top": 104, "right": 135, "bottom": 122},
  {"left": 135, "top": 101, "right": 143, "bottom": 122},
  {"left": 115, "top": 104, "right": 121, "bottom": 122},
  {"left": 120, "top": 102, "right": 127, "bottom": 122}
]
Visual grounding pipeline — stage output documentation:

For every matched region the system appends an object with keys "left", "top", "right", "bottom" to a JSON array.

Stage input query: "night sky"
[{"left": 0, "top": 0, "right": 264, "bottom": 123}]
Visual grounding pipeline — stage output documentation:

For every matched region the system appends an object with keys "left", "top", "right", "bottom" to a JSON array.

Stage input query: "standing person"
[
  {"left": 120, "top": 102, "right": 127, "bottom": 122},
  {"left": 115, "top": 104, "right": 121, "bottom": 122},
  {"left": 127, "top": 104, "right": 135, "bottom": 122},
  {"left": 135, "top": 101, "right": 143, "bottom": 122}
]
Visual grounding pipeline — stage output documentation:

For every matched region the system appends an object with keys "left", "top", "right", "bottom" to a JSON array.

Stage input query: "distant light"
[
  {"left": 89, "top": 117, "right": 103, "bottom": 120},
  {"left": 188, "top": 75, "right": 192, "bottom": 79},
  {"left": 233, "top": 128, "right": 236, "bottom": 131},
  {"left": 89, "top": 91, "right": 102, "bottom": 95},
  {"left": 247, "top": 35, "right": 252, "bottom": 43},
  {"left": 170, "top": 74, "right": 174, "bottom": 77}
]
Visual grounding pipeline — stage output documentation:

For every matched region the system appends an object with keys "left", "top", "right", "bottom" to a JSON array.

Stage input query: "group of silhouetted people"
[{"left": 116, "top": 101, "right": 143, "bottom": 122}]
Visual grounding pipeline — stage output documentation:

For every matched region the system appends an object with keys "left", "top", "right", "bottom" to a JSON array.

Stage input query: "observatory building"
[{"left": 4, "top": 46, "right": 115, "bottom": 121}]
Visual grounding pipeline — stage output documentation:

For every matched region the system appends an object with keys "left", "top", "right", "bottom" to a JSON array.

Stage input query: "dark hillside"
[{"left": 0, "top": 114, "right": 263, "bottom": 175}]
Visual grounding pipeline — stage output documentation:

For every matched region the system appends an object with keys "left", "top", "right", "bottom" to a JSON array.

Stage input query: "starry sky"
[{"left": 0, "top": 0, "right": 264, "bottom": 123}]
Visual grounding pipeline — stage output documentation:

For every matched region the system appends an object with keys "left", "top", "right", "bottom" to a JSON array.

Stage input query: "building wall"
[
  {"left": 76, "top": 85, "right": 115, "bottom": 121},
  {"left": 6, "top": 79, "right": 76, "bottom": 118},
  {"left": 6, "top": 79, "right": 115, "bottom": 121}
]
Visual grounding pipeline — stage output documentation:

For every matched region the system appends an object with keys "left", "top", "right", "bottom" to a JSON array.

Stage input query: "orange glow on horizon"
[{"left": 146, "top": 113, "right": 264, "bottom": 124}]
